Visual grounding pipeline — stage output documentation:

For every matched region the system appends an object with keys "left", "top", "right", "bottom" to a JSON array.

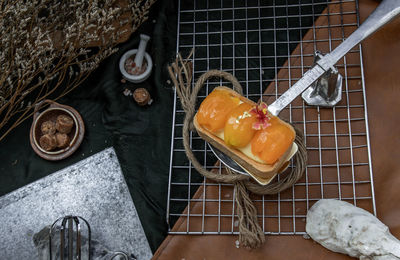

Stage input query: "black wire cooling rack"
[{"left": 167, "top": 0, "right": 375, "bottom": 235}]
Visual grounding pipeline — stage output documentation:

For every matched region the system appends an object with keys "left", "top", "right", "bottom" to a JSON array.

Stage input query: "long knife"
[{"left": 267, "top": 0, "right": 400, "bottom": 117}]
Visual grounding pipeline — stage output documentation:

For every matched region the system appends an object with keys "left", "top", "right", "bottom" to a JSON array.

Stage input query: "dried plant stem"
[{"left": 0, "top": 0, "right": 157, "bottom": 142}]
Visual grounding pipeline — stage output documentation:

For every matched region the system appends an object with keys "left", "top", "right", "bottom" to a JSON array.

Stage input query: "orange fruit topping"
[
  {"left": 224, "top": 103, "right": 257, "bottom": 148},
  {"left": 197, "top": 89, "right": 240, "bottom": 133},
  {"left": 251, "top": 117, "right": 295, "bottom": 165}
]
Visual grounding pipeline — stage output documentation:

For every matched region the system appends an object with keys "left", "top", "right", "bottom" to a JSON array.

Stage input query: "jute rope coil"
[{"left": 168, "top": 52, "right": 307, "bottom": 248}]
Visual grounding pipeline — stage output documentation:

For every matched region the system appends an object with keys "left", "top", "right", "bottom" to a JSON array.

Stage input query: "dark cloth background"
[
  {"left": 0, "top": 0, "right": 178, "bottom": 252},
  {"left": 0, "top": 0, "right": 325, "bottom": 253}
]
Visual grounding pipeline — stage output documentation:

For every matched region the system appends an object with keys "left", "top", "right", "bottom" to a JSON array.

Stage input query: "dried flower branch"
[{"left": 0, "top": 0, "right": 156, "bottom": 142}]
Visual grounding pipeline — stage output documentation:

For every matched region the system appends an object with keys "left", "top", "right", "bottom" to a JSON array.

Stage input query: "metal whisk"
[
  {"left": 49, "top": 215, "right": 91, "bottom": 260},
  {"left": 110, "top": 251, "right": 132, "bottom": 260}
]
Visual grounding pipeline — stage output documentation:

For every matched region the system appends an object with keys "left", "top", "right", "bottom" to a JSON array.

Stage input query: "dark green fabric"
[
  {"left": 0, "top": 0, "right": 177, "bottom": 252},
  {"left": 0, "top": 0, "right": 327, "bottom": 253}
]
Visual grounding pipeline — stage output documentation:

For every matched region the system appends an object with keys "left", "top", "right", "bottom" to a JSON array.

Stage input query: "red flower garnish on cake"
[{"left": 250, "top": 102, "right": 271, "bottom": 130}]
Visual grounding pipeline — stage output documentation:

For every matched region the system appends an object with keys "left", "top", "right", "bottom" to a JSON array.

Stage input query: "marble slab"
[{"left": 0, "top": 147, "right": 152, "bottom": 260}]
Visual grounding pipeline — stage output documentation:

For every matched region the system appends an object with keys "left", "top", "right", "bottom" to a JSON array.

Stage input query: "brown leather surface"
[
  {"left": 362, "top": 1, "right": 400, "bottom": 235},
  {"left": 153, "top": 1, "right": 400, "bottom": 259}
]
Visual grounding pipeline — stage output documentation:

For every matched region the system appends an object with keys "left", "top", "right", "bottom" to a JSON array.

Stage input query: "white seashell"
[{"left": 306, "top": 199, "right": 400, "bottom": 260}]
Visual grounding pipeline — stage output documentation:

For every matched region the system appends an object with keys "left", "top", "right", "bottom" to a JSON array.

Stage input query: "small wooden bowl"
[{"left": 29, "top": 100, "right": 85, "bottom": 161}]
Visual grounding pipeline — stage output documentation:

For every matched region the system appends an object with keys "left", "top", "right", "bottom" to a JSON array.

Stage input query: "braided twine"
[{"left": 167, "top": 51, "right": 307, "bottom": 249}]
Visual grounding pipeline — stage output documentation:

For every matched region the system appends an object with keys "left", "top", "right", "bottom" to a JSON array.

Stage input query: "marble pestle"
[{"left": 133, "top": 34, "right": 150, "bottom": 70}]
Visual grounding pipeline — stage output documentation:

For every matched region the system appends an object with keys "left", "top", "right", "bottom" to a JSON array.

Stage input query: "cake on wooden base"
[{"left": 193, "top": 87, "right": 297, "bottom": 185}]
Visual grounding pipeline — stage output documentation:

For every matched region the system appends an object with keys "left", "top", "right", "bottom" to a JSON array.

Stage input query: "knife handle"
[
  {"left": 268, "top": 0, "right": 400, "bottom": 116},
  {"left": 318, "top": 0, "right": 400, "bottom": 71}
]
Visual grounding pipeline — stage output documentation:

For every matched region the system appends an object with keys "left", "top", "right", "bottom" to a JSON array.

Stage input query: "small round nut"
[
  {"left": 133, "top": 88, "right": 151, "bottom": 106},
  {"left": 41, "top": 120, "right": 56, "bottom": 135},
  {"left": 39, "top": 134, "right": 57, "bottom": 151},
  {"left": 55, "top": 133, "right": 70, "bottom": 148},
  {"left": 56, "top": 114, "right": 74, "bottom": 134}
]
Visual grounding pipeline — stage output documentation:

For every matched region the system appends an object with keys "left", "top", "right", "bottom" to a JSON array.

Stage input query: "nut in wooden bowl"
[{"left": 29, "top": 100, "right": 85, "bottom": 161}]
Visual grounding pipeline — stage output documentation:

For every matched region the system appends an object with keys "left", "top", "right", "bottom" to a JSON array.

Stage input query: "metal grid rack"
[{"left": 167, "top": 0, "right": 375, "bottom": 235}]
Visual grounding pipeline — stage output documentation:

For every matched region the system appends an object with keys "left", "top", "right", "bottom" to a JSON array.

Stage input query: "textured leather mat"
[{"left": 154, "top": 1, "right": 400, "bottom": 259}]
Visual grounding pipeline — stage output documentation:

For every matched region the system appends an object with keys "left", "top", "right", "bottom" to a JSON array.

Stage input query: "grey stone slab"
[{"left": 0, "top": 147, "right": 152, "bottom": 260}]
